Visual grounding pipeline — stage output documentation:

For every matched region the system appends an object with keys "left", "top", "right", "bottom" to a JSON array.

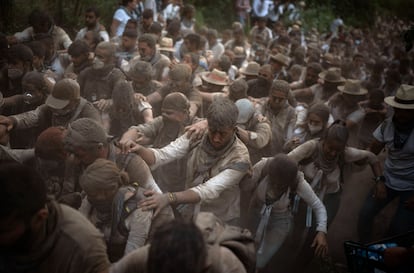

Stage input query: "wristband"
[{"left": 167, "top": 192, "right": 177, "bottom": 204}]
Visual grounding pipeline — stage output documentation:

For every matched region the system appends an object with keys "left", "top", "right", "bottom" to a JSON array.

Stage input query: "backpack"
[
  {"left": 216, "top": 225, "right": 257, "bottom": 273},
  {"left": 196, "top": 212, "right": 256, "bottom": 273}
]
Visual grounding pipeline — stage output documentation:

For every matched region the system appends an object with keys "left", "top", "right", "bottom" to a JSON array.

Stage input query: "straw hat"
[
  {"left": 318, "top": 68, "right": 345, "bottom": 83},
  {"left": 200, "top": 69, "right": 229, "bottom": 86},
  {"left": 269, "top": 53, "right": 290, "bottom": 66},
  {"left": 337, "top": 79, "right": 368, "bottom": 95},
  {"left": 239, "top": 62, "right": 260, "bottom": 76},
  {"left": 158, "top": 37, "right": 175, "bottom": 52},
  {"left": 384, "top": 84, "right": 414, "bottom": 109},
  {"left": 323, "top": 53, "right": 342, "bottom": 67}
]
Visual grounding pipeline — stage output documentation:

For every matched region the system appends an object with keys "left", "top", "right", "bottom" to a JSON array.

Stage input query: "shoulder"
[{"left": 58, "top": 204, "right": 108, "bottom": 252}]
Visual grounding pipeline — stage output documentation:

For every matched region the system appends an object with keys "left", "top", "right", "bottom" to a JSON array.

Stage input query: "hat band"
[
  {"left": 208, "top": 73, "right": 226, "bottom": 83},
  {"left": 395, "top": 97, "right": 414, "bottom": 104}
]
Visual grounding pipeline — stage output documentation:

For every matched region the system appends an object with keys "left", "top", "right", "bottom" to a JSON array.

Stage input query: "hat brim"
[
  {"left": 239, "top": 67, "right": 258, "bottom": 76},
  {"left": 318, "top": 72, "right": 345, "bottom": 83},
  {"left": 269, "top": 56, "right": 289, "bottom": 66},
  {"left": 159, "top": 47, "right": 175, "bottom": 52},
  {"left": 384, "top": 96, "right": 414, "bottom": 109},
  {"left": 45, "top": 95, "right": 70, "bottom": 110},
  {"left": 200, "top": 72, "right": 229, "bottom": 86},
  {"left": 338, "top": 86, "right": 368, "bottom": 95}
]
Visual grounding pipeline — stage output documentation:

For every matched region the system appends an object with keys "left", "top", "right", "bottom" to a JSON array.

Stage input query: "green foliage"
[
  {"left": 2, "top": 0, "right": 414, "bottom": 38},
  {"left": 301, "top": 4, "right": 336, "bottom": 33}
]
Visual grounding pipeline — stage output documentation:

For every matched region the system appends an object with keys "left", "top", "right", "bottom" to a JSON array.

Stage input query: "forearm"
[
  {"left": 133, "top": 145, "right": 156, "bottom": 166},
  {"left": 171, "top": 189, "right": 201, "bottom": 205},
  {"left": 121, "top": 128, "right": 140, "bottom": 143}
]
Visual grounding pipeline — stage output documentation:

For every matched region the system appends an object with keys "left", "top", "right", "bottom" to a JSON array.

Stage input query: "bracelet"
[
  {"left": 373, "top": 175, "right": 385, "bottom": 184},
  {"left": 167, "top": 192, "right": 177, "bottom": 204}
]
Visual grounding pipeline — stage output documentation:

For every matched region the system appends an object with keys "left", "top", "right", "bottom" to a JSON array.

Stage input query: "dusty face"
[
  {"left": 322, "top": 139, "right": 345, "bottom": 161},
  {"left": 207, "top": 126, "right": 235, "bottom": 150},
  {"left": 121, "top": 36, "right": 137, "bottom": 51},
  {"left": 268, "top": 91, "right": 287, "bottom": 112},
  {"left": 138, "top": 41, "right": 155, "bottom": 61}
]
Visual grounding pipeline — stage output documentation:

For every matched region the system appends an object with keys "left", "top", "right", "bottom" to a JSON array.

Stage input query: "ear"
[{"left": 31, "top": 207, "right": 49, "bottom": 230}]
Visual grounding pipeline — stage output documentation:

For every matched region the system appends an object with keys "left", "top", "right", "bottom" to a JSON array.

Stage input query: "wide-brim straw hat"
[
  {"left": 158, "top": 37, "right": 175, "bottom": 52},
  {"left": 384, "top": 84, "right": 414, "bottom": 109},
  {"left": 318, "top": 68, "right": 345, "bottom": 83},
  {"left": 239, "top": 61, "right": 260, "bottom": 76},
  {"left": 269, "top": 53, "right": 290, "bottom": 66},
  {"left": 337, "top": 79, "right": 368, "bottom": 95},
  {"left": 200, "top": 69, "right": 229, "bottom": 86}
]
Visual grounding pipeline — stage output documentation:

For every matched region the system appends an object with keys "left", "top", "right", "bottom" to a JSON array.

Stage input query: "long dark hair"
[{"left": 322, "top": 119, "right": 349, "bottom": 146}]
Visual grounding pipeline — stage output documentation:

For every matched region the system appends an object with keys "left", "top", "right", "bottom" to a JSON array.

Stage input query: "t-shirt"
[
  {"left": 373, "top": 118, "right": 414, "bottom": 190},
  {"left": 113, "top": 8, "right": 138, "bottom": 37}
]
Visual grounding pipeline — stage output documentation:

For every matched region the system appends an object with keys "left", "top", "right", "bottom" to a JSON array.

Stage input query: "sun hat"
[
  {"left": 318, "top": 68, "right": 345, "bottom": 83},
  {"left": 337, "top": 79, "right": 368, "bottom": 95},
  {"left": 158, "top": 37, "right": 175, "bottom": 52},
  {"left": 384, "top": 84, "right": 414, "bottom": 109},
  {"left": 45, "top": 79, "right": 80, "bottom": 110},
  {"left": 239, "top": 61, "right": 260, "bottom": 76},
  {"left": 269, "top": 53, "right": 290, "bottom": 66},
  {"left": 200, "top": 69, "right": 229, "bottom": 86}
]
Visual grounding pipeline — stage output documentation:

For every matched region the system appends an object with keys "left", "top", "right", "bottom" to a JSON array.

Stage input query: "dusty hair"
[
  {"left": 80, "top": 158, "right": 128, "bottom": 194},
  {"left": 206, "top": 99, "right": 238, "bottom": 130}
]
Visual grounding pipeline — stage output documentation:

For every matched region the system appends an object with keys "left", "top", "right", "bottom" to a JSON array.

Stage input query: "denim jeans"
[
  {"left": 358, "top": 185, "right": 414, "bottom": 243},
  {"left": 256, "top": 212, "right": 293, "bottom": 268}
]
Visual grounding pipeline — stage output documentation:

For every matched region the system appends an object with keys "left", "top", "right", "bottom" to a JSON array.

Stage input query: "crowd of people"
[{"left": 1, "top": 0, "right": 414, "bottom": 272}]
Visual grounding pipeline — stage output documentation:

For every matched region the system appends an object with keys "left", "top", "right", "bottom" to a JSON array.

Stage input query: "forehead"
[
  {"left": 270, "top": 90, "right": 287, "bottom": 98},
  {"left": 85, "top": 12, "right": 96, "bottom": 18},
  {"left": 208, "top": 126, "right": 233, "bottom": 133}
]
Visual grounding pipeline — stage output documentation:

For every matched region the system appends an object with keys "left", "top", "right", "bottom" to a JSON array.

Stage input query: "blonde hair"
[{"left": 80, "top": 158, "right": 129, "bottom": 194}]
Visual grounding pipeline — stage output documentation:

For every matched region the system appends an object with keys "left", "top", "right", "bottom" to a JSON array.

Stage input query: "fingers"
[{"left": 143, "top": 190, "right": 155, "bottom": 197}]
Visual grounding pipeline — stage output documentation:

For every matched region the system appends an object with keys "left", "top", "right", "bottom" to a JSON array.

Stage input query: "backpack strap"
[{"left": 68, "top": 98, "right": 87, "bottom": 124}]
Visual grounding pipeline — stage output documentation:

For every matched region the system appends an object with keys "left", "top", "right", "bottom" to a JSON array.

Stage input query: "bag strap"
[{"left": 68, "top": 98, "right": 87, "bottom": 124}]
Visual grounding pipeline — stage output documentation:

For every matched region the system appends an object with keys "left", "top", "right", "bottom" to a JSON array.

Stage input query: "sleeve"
[
  {"left": 126, "top": 155, "right": 162, "bottom": 193},
  {"left": 109, "top": 246, "right": 149, "bottom": 273},
  {"left": 12, "top": 106, "right": 42, "bottom": 129},
  {"left": 13, "top": 27, "right": 32, "bottom": 42},
  {"left": 124, "top": 208, "right": 153, "bottom": 254},
  {"left": 150, "top": 134, "right": 191, "bottom": 169},
  {"left": 113, "top": 9, "right": 126, "bottom": 22},
  {"left": 137, "top": 100, "right": 152, "bottom": 113},
  {"left": 131, "top": 117, "right": 161, "bottom": 139},
  {"left": 240, "top": 157, "right": 272, "bottom": 191},
  {"left": 296, "top": 172, "right": 327, "bottom": 233},
  {"left": 343, "top": 147, "right": 379, "bottom": 165},
  {"left": 56, "top": 27, "right": 72, "bottom": 49},
  {"left": 287, "top": 139, "right": 317, "bottom": 163},
  {"left": 248, "top": 121, "right": 271, "bottom": 149},
  {"left": 372, "top": 120, "right": 387, "bottom": 143},
  {"left": 190, "top": 168, "right": 246, "bottom": 201},
  {"left": 347, "top": 108, "right": 365, "bottom": 124},
  {"left": 99, "top": 31, "right": 110, "bottom": 42}
]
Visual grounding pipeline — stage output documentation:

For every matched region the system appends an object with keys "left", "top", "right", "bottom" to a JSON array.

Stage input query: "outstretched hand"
[
  {"left": 312, "top": 231, "right": 328, "bottom": 257},
  {"left": 185, "top": 119, "right": 208, "bottom": 141},
  {"left": 138, "top": 190, "right": 169, "bottom": 218}
]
